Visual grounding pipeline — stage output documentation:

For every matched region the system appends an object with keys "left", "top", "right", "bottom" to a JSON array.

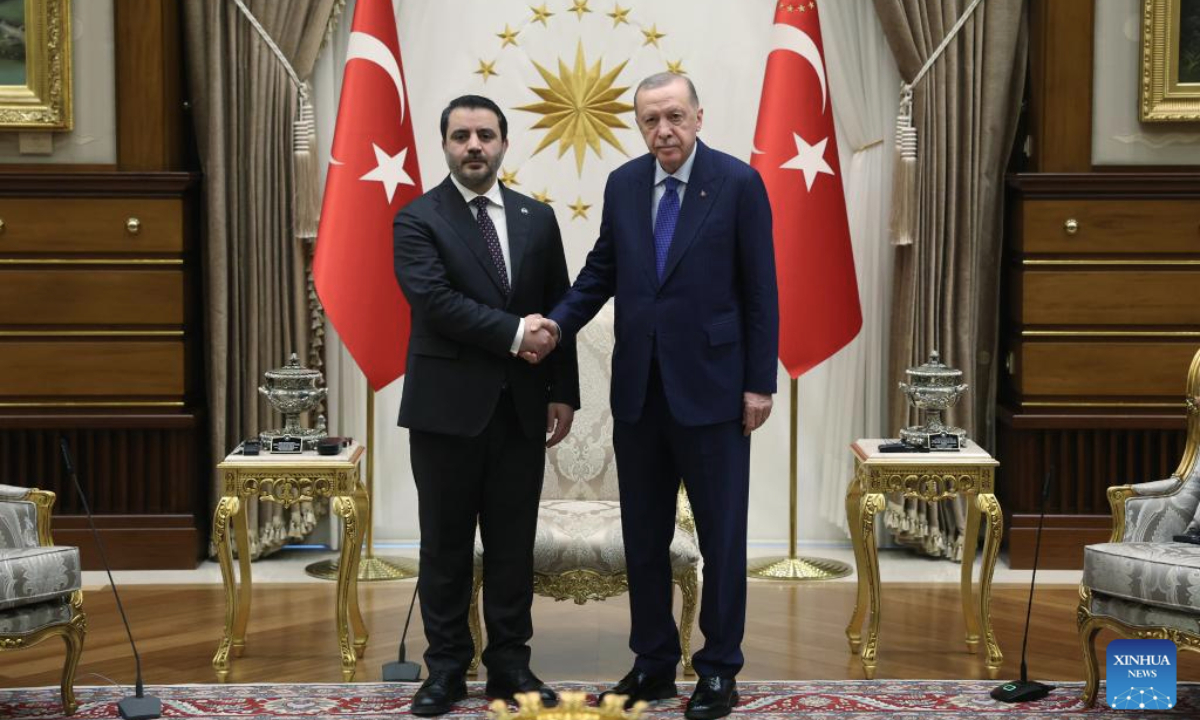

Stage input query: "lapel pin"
[
  {"left": 700, "top": 190, "right": 707, "bottom": 198},
  {"left": 520, "top": 206, "right": 529, "bottom": 215}
]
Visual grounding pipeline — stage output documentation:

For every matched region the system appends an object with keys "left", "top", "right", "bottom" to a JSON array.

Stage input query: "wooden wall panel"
[
  {"left": 0, "top": 269, "right": 183, "bottom": 325},
  {"left": 1021, "top": 271, "right": 1200, "bottom": 326},
  {"left": 0, "top": 197, "right": 183, "bottom": 253},
  {"left": 1029, "top": 0, "right": 1094, "bottom": 172},
  {"left": 115, "top": 0, "right": 185, "bottom": 171},
  {"left": 1016, "top": 341, "right": 1196, "bottom": 397},
  {"left": 1021, "top": 199, "right": 1200, "bottom": 254},
  {"left": 0, "top": 341, "right": 184, "bottom": 397}
]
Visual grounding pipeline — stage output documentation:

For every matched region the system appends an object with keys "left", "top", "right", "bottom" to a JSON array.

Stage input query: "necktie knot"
[
  {"left": 471, "top": 196, "right": 490, "bottom": 212},
  {"left": 663, "top": 176, "right": 681, "bottom": 193}
]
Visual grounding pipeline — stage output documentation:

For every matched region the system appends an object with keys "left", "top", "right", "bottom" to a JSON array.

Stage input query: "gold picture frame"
[
  {"left": 0, "top": 0, "right": 71, "bottom": 130},
  {"left": 1142, "top": 0, "right": 1200, "bottom": 121}
]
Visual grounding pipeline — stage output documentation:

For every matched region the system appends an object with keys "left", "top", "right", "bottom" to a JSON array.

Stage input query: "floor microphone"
[
  {"left": 381, "top": 579, "right": 423, "bottom": 682},
  {"left": 59, "top": 437, "right": 162, "bottom": 720},
  {"left": 991, "top": 464, "right": 1056, "bottom": 703}
]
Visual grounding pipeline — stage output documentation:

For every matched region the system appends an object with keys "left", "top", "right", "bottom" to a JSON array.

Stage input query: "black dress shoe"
[
  {"left": 598, "top": 668, "right": 678, "bottom": 709},
  {"left": 685, "top": 676, "right": 738, "bottom": 720},
  {"left": 485, "top": 667, "right": 559, "bottom": 707},
  {"left": 410, "top": 672, "right": 468, "bottom": 717}
]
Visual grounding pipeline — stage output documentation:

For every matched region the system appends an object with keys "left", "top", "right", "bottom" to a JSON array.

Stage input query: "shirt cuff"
[{"left": 510, "top": 318, "right": 525, "bottom": 356}]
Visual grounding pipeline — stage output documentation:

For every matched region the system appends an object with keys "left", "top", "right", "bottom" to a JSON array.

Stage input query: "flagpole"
[
  {"left": 747, "top": 377, "right": 852, "bottom": 581},
  {"left": 306, "top": 385, "right": 418, "bottom": 581}
]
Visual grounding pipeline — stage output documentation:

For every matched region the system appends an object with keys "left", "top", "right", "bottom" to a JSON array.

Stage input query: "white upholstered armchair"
[
  {"left": 468, "top": 304, "right": 701, "bottom": 676},
  {"left": 0, "top": 484, "right": 86, "bottom": 714}
]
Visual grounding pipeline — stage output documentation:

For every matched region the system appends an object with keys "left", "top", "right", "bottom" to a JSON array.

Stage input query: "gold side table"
[
  {"left": 844, "top": 439, "right": 1004, "bottom": 679},
  {"left": 211, "top": 443, "right": 368, "bottom": 682}
]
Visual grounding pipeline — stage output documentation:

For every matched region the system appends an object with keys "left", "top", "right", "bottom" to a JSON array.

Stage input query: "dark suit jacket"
[
  {"left": 393, "top": 176, "right": 580, "bottom": 439},
  {"left": 549, "top": 140, "right": 779, "bottom": 426}
]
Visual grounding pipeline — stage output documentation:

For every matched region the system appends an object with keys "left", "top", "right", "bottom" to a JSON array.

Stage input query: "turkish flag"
[
  {"left": 314, "top": 0, "right": 422, "bottom": 391},
  {"left": 751, "top": 2, "right": 861, "bottom": 378}
]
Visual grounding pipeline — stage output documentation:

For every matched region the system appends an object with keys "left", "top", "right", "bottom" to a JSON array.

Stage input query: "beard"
[{"left": 448, "top": 151, "right": 503, "bottom": 192}]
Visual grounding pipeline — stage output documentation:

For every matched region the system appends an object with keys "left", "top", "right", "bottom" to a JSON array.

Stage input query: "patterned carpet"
[{"left": 1, "top": 680, "right": 1196, "bottom": 719}]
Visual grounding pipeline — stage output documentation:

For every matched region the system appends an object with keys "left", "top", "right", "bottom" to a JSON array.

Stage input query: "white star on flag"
[
  {"left": 780, "top": 132, "right": 835, "bottom": 191},
  {"left": 360, "top": 143, "right": 415, "bottom": 202}
]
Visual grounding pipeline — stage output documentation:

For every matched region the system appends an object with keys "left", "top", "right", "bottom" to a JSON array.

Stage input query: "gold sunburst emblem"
[{"left": 515, "top": 42, "right": 635, "bottom": 175}]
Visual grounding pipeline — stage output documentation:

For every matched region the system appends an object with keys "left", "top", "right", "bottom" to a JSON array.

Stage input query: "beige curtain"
[
  {"left": 183, "top": 0, "right": 342, "bottom": 558},
  {"left": 872, "top": 0, "right": 1027, "bottom": 559}
]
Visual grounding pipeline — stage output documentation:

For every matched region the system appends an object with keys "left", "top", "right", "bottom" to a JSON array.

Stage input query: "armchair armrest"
[
  {"left": 1108, "top": 476, "right": 1200, "bottom": 543},
  {"left": 0, "top": 484, "right": 58, "bottom": 548}
]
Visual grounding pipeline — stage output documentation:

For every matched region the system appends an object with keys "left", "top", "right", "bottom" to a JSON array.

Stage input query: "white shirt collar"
[
  {"left": 654, "top": 144, "right": 698, "bottom": 187},
  {"left": 450, "top": 173, "right": 505, "bottom": 209}
]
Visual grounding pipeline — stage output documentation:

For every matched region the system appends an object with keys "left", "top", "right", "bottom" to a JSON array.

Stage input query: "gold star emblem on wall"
[
  {"left": 569, "top": 197, "right": 592, "bottom": 219},
  {"left": 533, "top": 189, "right": 554, "bottom": 204},
  {"left": 642, "top": 24, "right": 665, "bottom": 47},
  {"left": 666, "top": 59, "right": 686, "bottom": 74},
  {"left": 530, "top": 3, "right": 553, "bottom": 25},
  {"left": 515, "top": 42, "right": 636, "bottom": 174},
  {"left": 497, "top": 24, "right": 520, "bottom": 48},
  {"left": 475, "top": 60, "right": 498, "bottom": 82},
  {"left": 499, "top": 168, "right": 520, "bottom": 186},
  {"left": 607, "top": 4, "right": 631, "bottom": 27},
  {"left": 569, "top": 0, "right": 592, "bottom": 20}
]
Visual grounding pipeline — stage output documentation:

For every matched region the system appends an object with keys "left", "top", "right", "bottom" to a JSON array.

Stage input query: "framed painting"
[
  {"left": 1142, "top": 0, "right": 1200, "bottom": 121},
  {"left": 0, "top": 0, "right": 71, "bottom": 130}
]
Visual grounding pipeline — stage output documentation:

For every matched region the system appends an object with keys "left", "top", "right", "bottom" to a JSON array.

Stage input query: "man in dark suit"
[
  {"left": 534, "top": 74, "right": 779, "bottom": 720},
  {"left": 393, "top": 95, "right": 579, "bottom": 716}
]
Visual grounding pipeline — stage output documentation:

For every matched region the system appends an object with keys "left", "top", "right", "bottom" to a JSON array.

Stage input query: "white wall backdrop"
[{"left": 313, "top": 0, "right": 898, "bottom": 546}]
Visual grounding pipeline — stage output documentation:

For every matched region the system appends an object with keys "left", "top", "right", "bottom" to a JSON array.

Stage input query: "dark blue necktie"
[
  {"left": 471, "top": 196, "right": 510, "bottom": 295},
  {"left": 653, "top": 176, "right": 681, "bottom": 281}
]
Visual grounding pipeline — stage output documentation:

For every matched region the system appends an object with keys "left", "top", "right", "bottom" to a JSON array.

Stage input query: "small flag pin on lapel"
[
  {"left": 520, "top": 206, "right": 529, "bottom": 214},
  {"left": 700, "top": 190, "right": 707, "bottom": 198}
]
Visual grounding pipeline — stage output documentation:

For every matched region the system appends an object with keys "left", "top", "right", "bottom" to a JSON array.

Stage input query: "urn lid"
[
  {"left": 903, "top": 350, "right": 963, "bottom": 388},
  {"left": 262, "top": 353, "right": 322, "bottom": 387}
]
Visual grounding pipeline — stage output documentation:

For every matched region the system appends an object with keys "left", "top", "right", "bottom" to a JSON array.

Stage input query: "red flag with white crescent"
[
  {"left": 314, "top": 0, "right": 422, "bottom": 390},
  {"left": 752, "top": 1, "right": 861, "bottom": 378}
]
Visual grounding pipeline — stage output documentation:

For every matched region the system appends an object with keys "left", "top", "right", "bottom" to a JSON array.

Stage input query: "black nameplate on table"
[
  {"left": 269, "top": 436, "right": 304, "bottom": 454},
  {"left": 928, "top": 433, "right": 962, "bottom": 452}
]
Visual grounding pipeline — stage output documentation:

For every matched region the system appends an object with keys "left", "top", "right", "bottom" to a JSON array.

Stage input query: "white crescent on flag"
[
  {"left": 768, "top": 22, "right": 827, "bottom": 114},
  {"left": 346, "top": 30, "right": 407, "bottom": 123}
]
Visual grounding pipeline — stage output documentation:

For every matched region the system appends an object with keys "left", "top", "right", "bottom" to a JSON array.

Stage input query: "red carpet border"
[{"left": 1, "top": 680, "right": 1196, "bottom": 719}]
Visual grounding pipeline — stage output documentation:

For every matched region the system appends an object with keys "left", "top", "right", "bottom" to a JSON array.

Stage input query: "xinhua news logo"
[{"left": 1106, "top": 639, "right": 1176, "bottom": 710}]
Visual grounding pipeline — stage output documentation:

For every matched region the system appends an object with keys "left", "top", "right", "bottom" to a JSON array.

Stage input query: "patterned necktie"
[
  {"left": 653, "top": 176, "right": 681, "bottom": 281},
  {"left": 471, "top": 196, "right": 510, "bottom": 295}
]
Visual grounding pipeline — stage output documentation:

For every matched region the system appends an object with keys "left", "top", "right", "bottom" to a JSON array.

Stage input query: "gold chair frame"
[
  {"left": 1077, "top": 348, "right": 1200, "bottom": 706},
  {"left": 0, "top": 488, "right": 86, "bottom": 715},
  {"left": 468, "top": 487, "right": 699, "bottom": 677}
]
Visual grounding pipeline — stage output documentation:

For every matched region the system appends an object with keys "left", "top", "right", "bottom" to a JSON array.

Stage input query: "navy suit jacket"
[{"left": 550, "top": 140, "right": 779, "bottom": 427}]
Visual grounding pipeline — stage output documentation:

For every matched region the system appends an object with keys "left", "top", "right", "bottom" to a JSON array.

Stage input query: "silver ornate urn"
[
  {"left": 898, "top": 350, "right": 969, "bottom": 449},
  {"left": 258, "top": 353, "right": 328, "bottom": 451}
]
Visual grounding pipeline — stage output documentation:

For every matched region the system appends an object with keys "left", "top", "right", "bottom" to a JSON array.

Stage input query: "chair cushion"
[
  {"left": 1083, "top": 542, "right": 1200, "bottom": 614},
  {"left": 0, "top": 546, "right": 81, "bottom": 611},
  {"left": 1090, "top": 590, "right": 1200, "bottom": 635},
  {"left": 0, "top": 498, "right": 39, "bottom": 550},
  {"left": 0, "top": 596, "right": 74, "bottom": 636},
  {"left": 475, "top": 500, "right": 700, "bottom": 576}
]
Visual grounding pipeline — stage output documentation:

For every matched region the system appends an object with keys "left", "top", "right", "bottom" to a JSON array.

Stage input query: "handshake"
[{"left": 518, "top": 314, "right": 559, "bottom": 364}]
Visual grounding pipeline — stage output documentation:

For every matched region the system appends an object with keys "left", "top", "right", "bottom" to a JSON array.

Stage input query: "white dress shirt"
[
  {"left": 651, "top": 144, "right": 698, "bottom": 227},
  {"left": 450, "top": 174, "right": 525, "bottom": 355}
]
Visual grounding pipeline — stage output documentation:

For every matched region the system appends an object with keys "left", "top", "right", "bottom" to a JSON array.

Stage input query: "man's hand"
[
  {"left": 546, "top": 402, "right": 575, "bottom": 448},
  {"left": 743, "top": 392, "right": 773, "bottom": 436},
  {"left": 519, "top": 313, "right": 557, "bottom": 363}
]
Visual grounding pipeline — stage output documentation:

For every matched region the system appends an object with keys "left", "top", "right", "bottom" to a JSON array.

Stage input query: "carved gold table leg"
[
  {"left": 334, "top": 496, "right": 361, "bottom": 681},
  {"left": 211, "top": 496, "right": 240, "bottom": 682},
  {"left": 349, "top": 487, "right": 369, "bottom": 658},
  {"left": 960, "top": 490, "right": 982, "bottom": 655},
  {"left": 859, "top": 492, "right": 886, "bottom": 680},
  {"left": 977, "top": 493, "right": 1005, "bottom": 679},
  {"left": 232, "top": 496, "right": 253, "bottom": 658},
  {"left": 844, "top": 475, "right": 867, "bottom": 654}
]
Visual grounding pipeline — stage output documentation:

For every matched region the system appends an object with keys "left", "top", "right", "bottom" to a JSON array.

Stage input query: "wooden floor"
[{"left": 3, "top": 582, "right": 1199, "bottom": 690}]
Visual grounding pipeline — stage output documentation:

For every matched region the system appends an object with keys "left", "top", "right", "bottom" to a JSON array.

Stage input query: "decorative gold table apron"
[
  {"left": 845, "top": 439, "right": 1003, "bottom": 679},
  {"left": 212, "top": 444, "right": 368, "bottom": 681}
]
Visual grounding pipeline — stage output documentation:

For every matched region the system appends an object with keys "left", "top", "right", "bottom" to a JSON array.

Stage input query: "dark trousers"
[
  {"left": 613, "top": 362, "right": 751, "bottom": 678},
  {"left": 409, "top": 391, "right": 545, "bottom": 675}
]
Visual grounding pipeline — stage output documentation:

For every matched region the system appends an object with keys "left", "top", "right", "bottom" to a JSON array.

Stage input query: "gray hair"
[{"left": 633, "top": 72, "right": 699, "bottom": 111}]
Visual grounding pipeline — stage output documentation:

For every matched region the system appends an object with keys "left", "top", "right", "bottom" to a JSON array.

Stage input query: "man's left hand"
[
  {"left": 546, "top": 402, "right": 575, "bottom": 448},
  {"left": 743, "top": 392, "right": 773, "bottom": 436}
]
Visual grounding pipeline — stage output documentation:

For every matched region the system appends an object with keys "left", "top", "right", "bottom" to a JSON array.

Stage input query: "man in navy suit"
[{"left": 533, "top": 73, "right": 779, "bottom": 720}]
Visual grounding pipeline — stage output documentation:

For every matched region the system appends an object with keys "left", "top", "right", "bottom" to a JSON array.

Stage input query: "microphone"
[
  {"left": 381, "top": 579, "right": 423, "bottom": 682},
  {"left": 991, "top": 464, "right": 1056, "bottom": 703},
  {"left": 59, "top": 437, "right": 162, "bottom": 720}
]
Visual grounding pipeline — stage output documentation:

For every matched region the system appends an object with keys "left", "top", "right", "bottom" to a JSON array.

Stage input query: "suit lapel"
[
  {"left": 501, "top": 184, "right": 530, "bottom": 307},
  {"left": 433, "top": 176, "right": 507, "bottom": 296},
  {"left": 633, "top": 157, "right": 658, "bottom": 289},
  {"left": 661, "top": 140, "right": 722, "bottom": 286}
]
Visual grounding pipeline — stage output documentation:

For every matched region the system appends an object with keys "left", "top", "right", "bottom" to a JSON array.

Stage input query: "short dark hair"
[
  {"left": 440, "top": 95, "right": 508, "bottom": 141},
  {"left": 633, "top": 72, "right": 699, "bottom": 112}
]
